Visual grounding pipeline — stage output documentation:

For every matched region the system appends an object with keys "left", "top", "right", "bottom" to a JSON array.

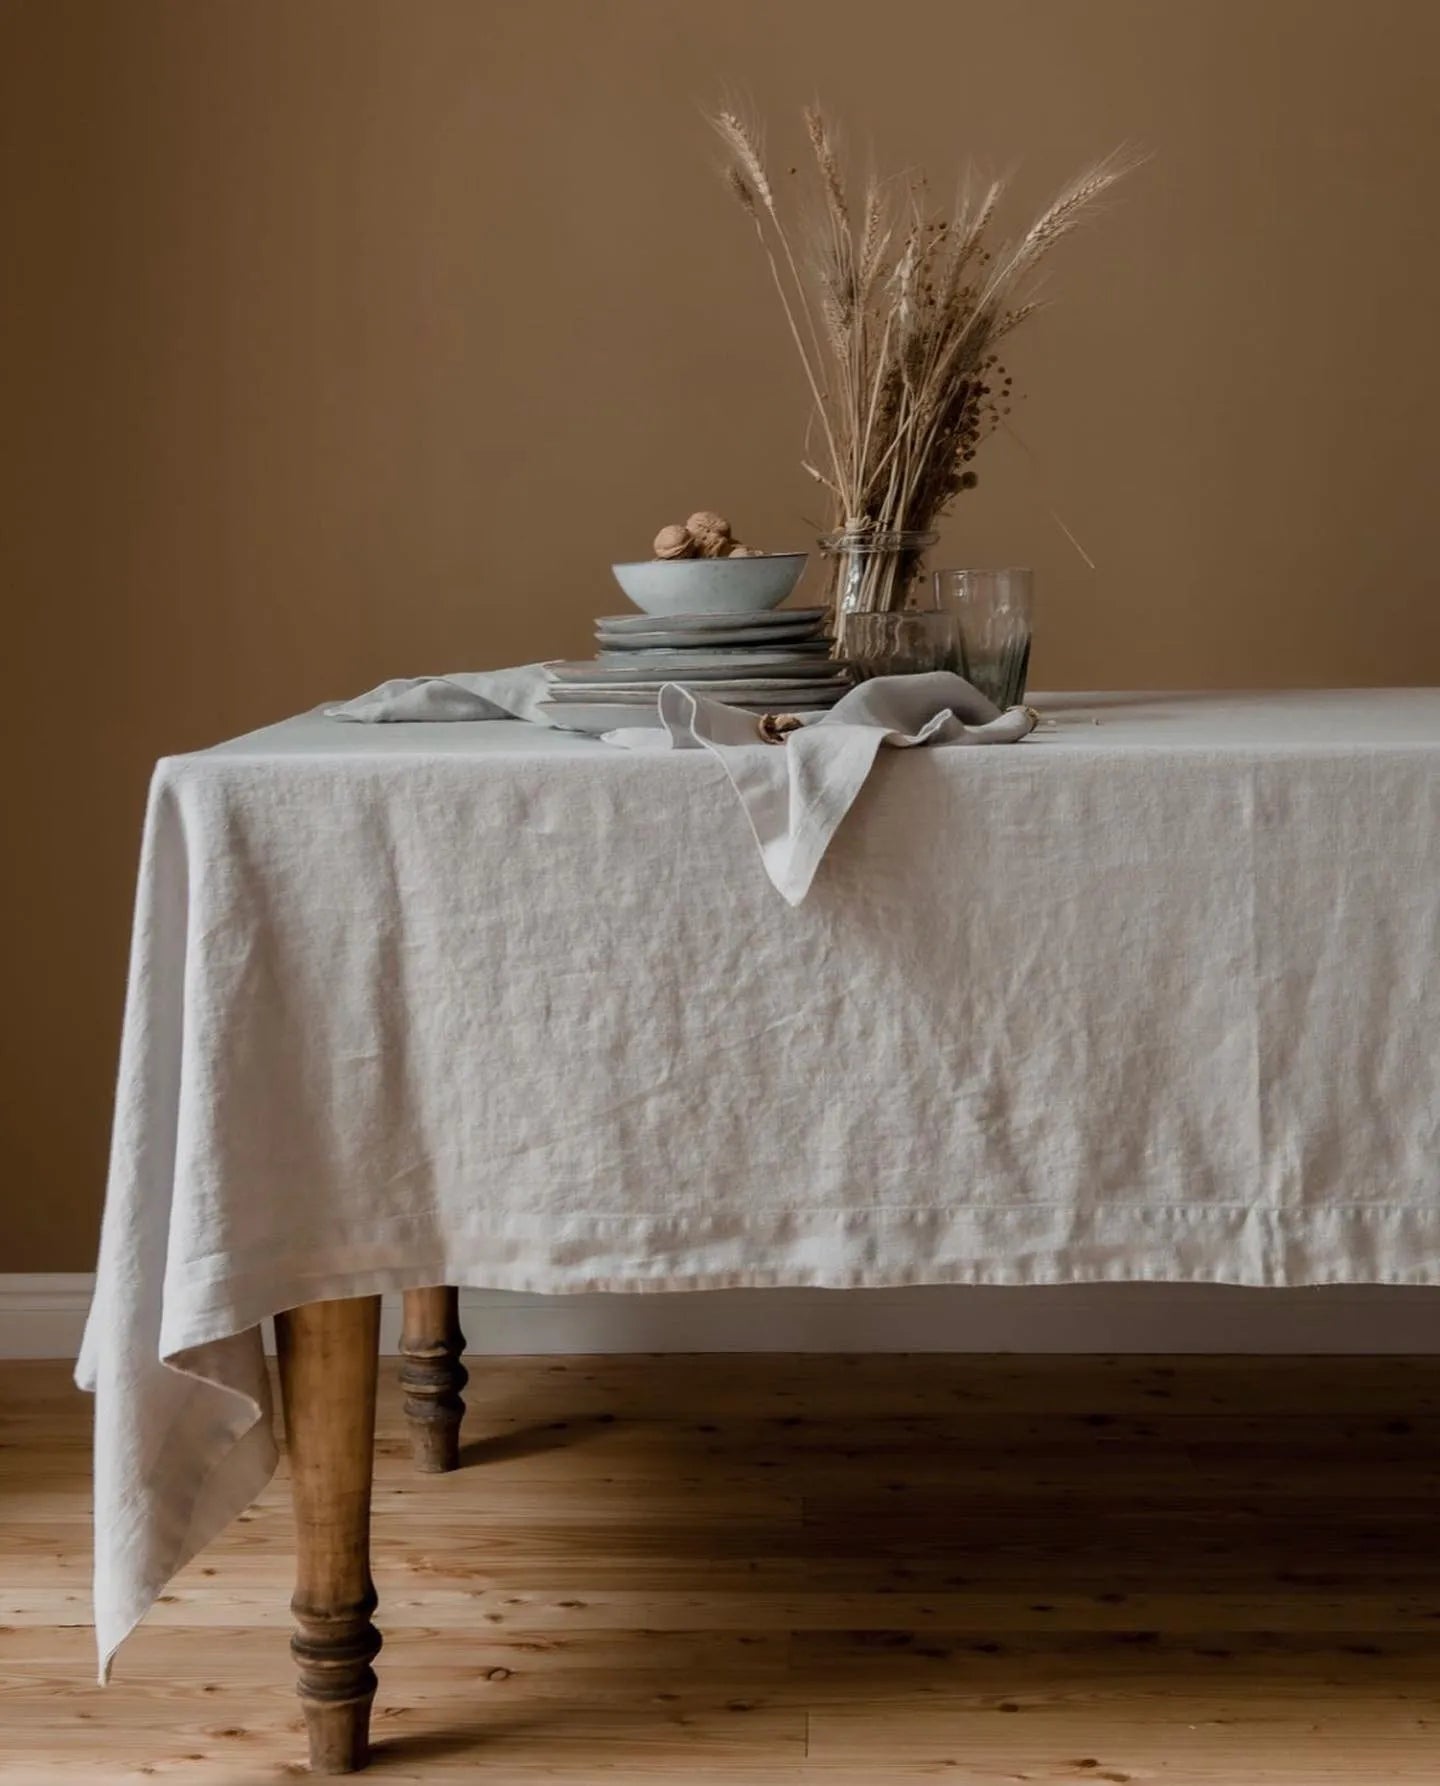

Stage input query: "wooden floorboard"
[{"left": 3, "top": 1356, "right": 1440, "bottom": 1781}]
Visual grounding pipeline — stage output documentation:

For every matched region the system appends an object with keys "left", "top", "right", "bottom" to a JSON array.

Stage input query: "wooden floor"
[{"left": 4, "top": 1356, "right": 1440, "bottom": 1782}]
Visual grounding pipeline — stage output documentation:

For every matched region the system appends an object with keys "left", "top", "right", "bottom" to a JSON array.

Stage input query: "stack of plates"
[{"left": 538, "top": 608, "right": 851, "bottom": 733}]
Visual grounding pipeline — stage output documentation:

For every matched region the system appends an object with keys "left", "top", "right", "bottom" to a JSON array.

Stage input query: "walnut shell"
[
  {"left": 653, "top": 524, "right": 697, "bottom": 560},
  {"left": 685, "top": 510, "right": 732, "bottom": 542}
]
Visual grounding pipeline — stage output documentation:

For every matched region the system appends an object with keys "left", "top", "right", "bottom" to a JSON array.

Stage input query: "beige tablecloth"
[
  {"left": 79, "top": 690, "right": 1440, "bottom": 1675},
  {"left": 330, "top": 664, "right": 1037, "bottom": 901}
]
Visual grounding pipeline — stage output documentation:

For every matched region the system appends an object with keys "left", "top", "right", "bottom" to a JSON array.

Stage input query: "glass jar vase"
[
  {"left": 834, "top": 609, "right": 963, "bottom": 682},
  {"left": 820, "top": 528, "right": 941, "bottom": 673}
]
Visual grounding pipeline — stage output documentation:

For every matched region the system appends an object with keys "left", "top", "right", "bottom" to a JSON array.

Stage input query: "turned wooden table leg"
[
  {"left": 275, "top": 1295, "right": 383, "bottom": 1775},
  {"left": 399, "top": 1286, "right": 467, "bottom": 1473}
]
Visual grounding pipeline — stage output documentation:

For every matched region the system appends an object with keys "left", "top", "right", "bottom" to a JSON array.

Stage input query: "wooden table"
[{"left": 277, "top": 1289, "right": 465, "bottom": 1774}]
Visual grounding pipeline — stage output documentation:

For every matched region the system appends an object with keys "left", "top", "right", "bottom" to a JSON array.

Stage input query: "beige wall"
[{"left": 3, "top": 0, "right": 1438, "bottom": 1271}]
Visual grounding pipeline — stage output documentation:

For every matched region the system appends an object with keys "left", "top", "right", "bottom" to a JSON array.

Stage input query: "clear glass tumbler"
[{"left": 934, "top": 567, "right": 1034, "bottom": 709}]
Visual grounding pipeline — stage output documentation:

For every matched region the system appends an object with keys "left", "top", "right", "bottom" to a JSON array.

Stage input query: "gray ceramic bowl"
[{"left": 610, "top": 553, "right": 808, "bottom": 617}]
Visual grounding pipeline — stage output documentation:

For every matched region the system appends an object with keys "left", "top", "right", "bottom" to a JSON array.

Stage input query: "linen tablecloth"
[
  {"left": 332, "top": 664, "right": 1038, "bottom": 902},
  {"left": 80, "top": 689, "right": 1440, "bottom": 1674}
]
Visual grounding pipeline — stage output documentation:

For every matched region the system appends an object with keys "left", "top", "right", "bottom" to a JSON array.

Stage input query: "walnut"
[
  {"left": 685, "top": 510, "right": 732, "bottom": 542},
  {"left": 653, "top": 524, "right": 697, "bottom": 560},
  {"left": 758, "top": 712, "right": 804, "bottom": 743}
]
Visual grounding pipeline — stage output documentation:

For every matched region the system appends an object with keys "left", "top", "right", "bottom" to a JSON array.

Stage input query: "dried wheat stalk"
[{"left": 712, "top": 106, "right": 1136, "bottom": 613}]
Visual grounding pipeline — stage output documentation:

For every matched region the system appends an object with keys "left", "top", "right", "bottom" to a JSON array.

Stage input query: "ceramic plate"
[
  {"left": 538, "top": 699, "right": 836, "bottom": 735},
  {"left": 593, "top": 625, "right": 829, "bottom": 652},
  {"left": 550, "top": 656, "right": 846, "bottom": 685},
  {"left": 596, "top": 607, "right": 828, "bottom": 636},
  {"left": 594, "top": 643, "right": 833, "bottom": 668},
  {"left": 544, "top": 677, "right": 852, "bottom": 703}
]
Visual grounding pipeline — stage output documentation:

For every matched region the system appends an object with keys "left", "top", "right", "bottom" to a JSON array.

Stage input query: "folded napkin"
[
  {"left": 326, "top": 666, "right": 555, "bottom": 723},
  {"left": 329, "top": 666, "right": 1035, "bottom": 903}
]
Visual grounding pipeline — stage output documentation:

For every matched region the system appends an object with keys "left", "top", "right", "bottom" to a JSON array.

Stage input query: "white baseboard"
[
  {"left": 3, "top": 1274, "right": 1439, "bottom": 1361},
  {"left": 2, "top": 1276, "right": 101, "bottom": 1362}
]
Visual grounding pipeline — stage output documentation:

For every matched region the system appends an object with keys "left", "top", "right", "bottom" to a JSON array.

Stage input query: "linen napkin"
[
  {"left": 329, "top": 666, "right": 1035, "bottom": 903},
  {"left": 607, "top": 673, "right": 1036, "bottom": 903},
  {"left": 326, "top": 665, "right": 555, "bottom": 723}
]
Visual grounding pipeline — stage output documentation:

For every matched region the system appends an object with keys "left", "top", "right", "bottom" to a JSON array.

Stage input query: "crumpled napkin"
[
  {"left": 609, "top": 673, "right": 1036, "bottom": 902},
  {"left": 328, "top": 666, "right": 1035, "bottom": 903}
]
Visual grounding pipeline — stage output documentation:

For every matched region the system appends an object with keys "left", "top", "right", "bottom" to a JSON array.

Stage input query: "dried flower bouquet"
[{"left": 713, "top": 107, "right": 1133, "bottom": 617}]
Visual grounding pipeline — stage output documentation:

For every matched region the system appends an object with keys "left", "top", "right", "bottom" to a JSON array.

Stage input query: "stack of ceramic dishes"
[{"left": 538, "top": 608, "right": 851, "bottom": 733}]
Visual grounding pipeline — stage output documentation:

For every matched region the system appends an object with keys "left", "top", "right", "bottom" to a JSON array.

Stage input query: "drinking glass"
[{"left": 934, "top": 568, "right": 1034, "bottom": 709}]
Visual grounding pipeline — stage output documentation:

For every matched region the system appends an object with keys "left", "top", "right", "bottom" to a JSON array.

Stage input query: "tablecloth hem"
[
  {"left": 89, "top": 1204, "right": 1440, "bottom": 1677},
  {"left": 156, "top": 1203, "right": 1440, "bottom": 1356}
]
